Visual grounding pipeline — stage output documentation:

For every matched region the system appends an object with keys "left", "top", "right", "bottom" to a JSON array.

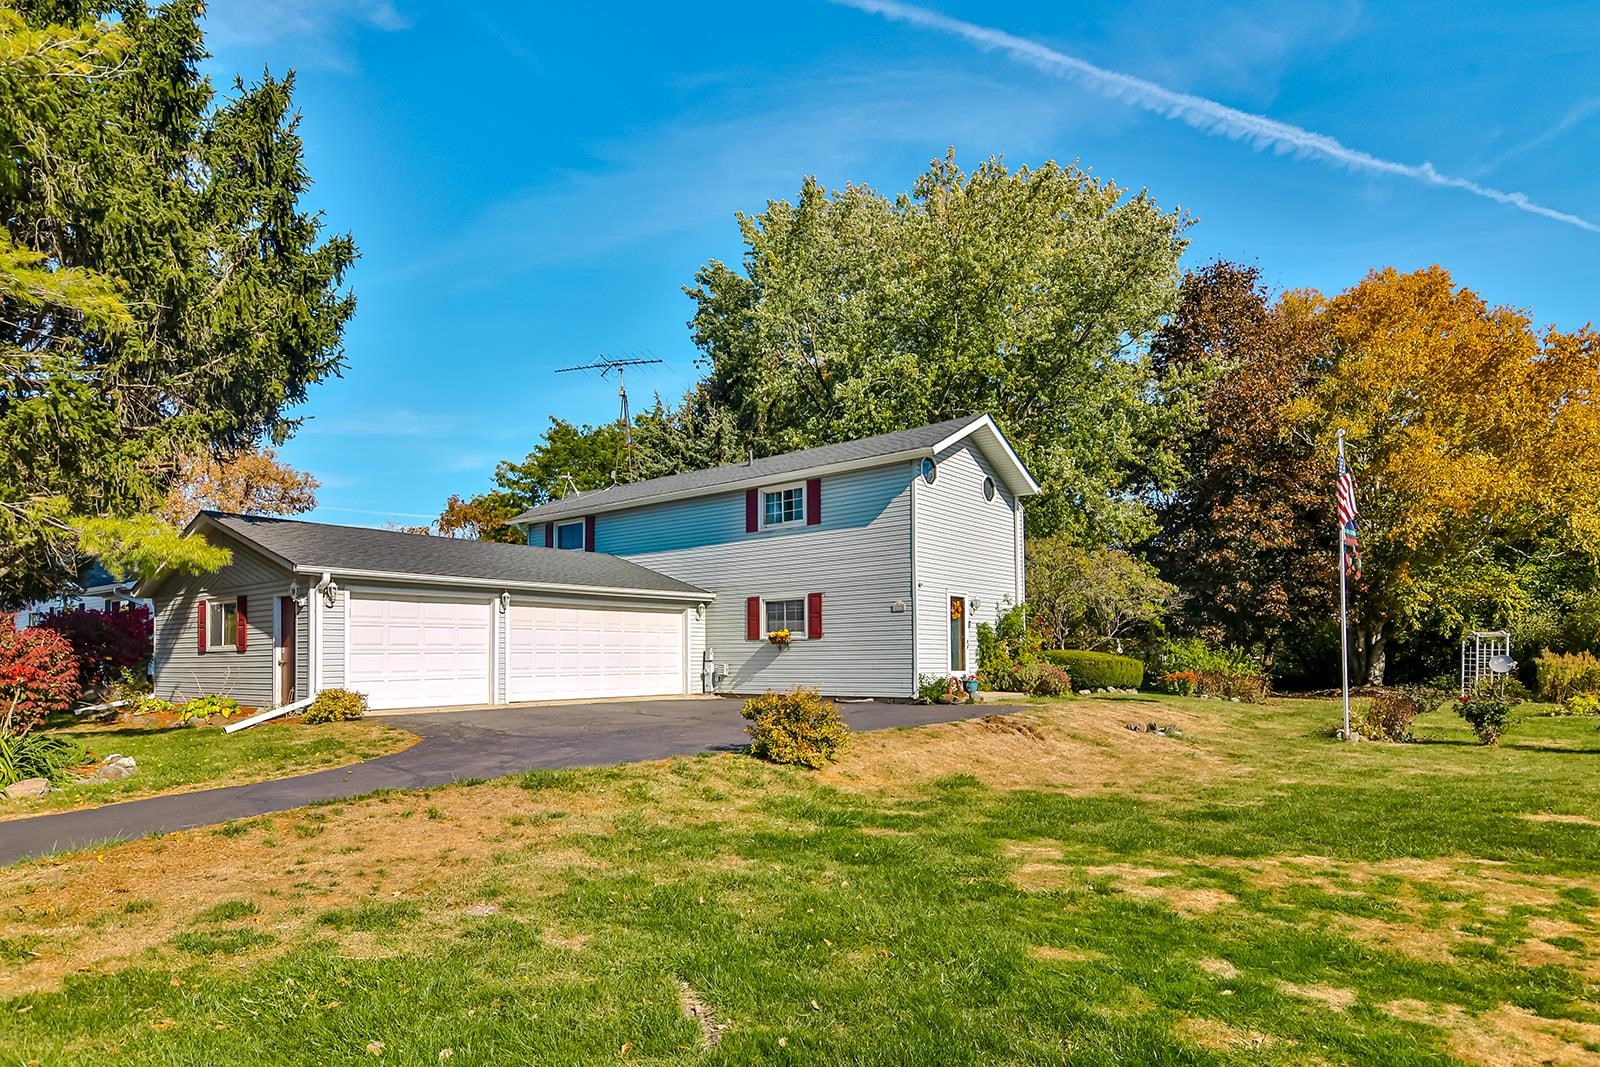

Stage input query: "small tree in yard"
[
  {"left": 0, "top": 614, "right": 79, "bottom": 736},
  {"left": 741, "top": 688, "right": 849, "bottom": 769},
  {"left": 35, "top": 606, "right": 152, "bottom": 687}
]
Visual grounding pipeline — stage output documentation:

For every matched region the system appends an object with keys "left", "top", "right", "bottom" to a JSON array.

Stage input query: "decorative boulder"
[
  {"left": 5, "top": 777, "right": 49, "bottom": 799},
  {"left": 85, "top": 755, "right": 138, "bottom": 782}
]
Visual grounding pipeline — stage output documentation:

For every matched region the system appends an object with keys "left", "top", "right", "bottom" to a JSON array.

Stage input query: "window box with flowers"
[{"left": 767, "top": 629, "right": 792, "bottom": 647}]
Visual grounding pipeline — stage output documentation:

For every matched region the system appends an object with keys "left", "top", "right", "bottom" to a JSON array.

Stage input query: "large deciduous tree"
[
  {"left": 436, "top": 418, "right": 626, "bottom": 542},
  {"left": 158, "top": 449, "right": 318, "bottom": 525},
  {"left": 1147, "top": 262, "right": 1333, "bottom": 662},
  {"left": 1290, "top": 266, "right": 1600, "bottom": 684},
  {"left": 688, "top": 152, "right": 1190, "bottom": 543},
  {"left": 0, "top": 1, "right": 355, "bottom": 606}
]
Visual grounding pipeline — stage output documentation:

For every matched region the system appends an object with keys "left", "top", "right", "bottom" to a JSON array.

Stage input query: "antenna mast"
[{"left": 555, "top": 354, "right": 664, "bottom": 479}]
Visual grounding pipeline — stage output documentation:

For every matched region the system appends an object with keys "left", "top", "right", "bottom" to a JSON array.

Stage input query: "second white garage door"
[
  {"left": 346, "top": 593, "right": 493, "bottom": 710},
  {"left": 507, "top": 602, "right": 685, "bottom": 702}
]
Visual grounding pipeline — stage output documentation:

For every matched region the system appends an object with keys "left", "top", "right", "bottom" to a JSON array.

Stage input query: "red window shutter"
[
  {"left": 745, "top": 489, "right": 759, "bottom": 533},
  {"left": 806, "top": 478, "right": 821, "bottom": 526},
  {"left": 543, "top": 523, "right": 554, "bottom": 548},
  {"left": 584, "top": 515, "right": 596, "bottom": 552},
  {"left": 197, "top": 601, "right": 208, "bottom": 654},
  {"left": 746, "top": 596, "right": 761, "bottom": 640},
  {"left": 235, "top": 596, "right": 248, "bottom": 652},
  {"left": 807, "top": 592, "right": 823, "bottom": 639}
]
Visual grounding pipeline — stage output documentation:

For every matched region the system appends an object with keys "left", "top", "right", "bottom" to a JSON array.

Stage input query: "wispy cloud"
[
  {"left": 835, "top": 0, "right": 1599, "bottom": 235},
  {"left": 1482, "top": 97, "right": 1600, "bottom": 174},
  {"left": 310, "top": 408, "right": 459, "bottom": 437},
  {"left": 203, "top": 0, "right": 408, "bottom": 57}
]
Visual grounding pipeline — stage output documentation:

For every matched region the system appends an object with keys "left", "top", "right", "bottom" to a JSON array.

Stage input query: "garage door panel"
[
  {"left": 346, "top": 593, "right": 492, "bottom": 710},
  {"left": 507, "top": 602, "right": 684, "bottom": 702}
]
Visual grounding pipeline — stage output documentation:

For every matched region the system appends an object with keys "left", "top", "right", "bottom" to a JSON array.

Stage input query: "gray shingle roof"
[
  {"left": 511, "top": 413, "right": 993, "bottom": 525},
  {"left": 197, "top": 512, "right": 709, "bottom": 597}
]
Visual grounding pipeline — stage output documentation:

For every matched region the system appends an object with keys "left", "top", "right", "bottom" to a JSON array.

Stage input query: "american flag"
[{"left": 1337, "top": 454, "right": 1361, "bottom": 579}]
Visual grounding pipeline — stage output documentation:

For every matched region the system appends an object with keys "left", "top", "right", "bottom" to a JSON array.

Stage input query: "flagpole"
[{"left": 1337, "top": 429, "right": 1352, "bottom": 741}]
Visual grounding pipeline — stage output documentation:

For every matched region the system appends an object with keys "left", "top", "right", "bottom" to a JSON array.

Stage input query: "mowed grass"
[
  {"left": 0, "top": 718, "right": 416, "bottom": 819},
  {"left": 1, "top": 695, "right": 1598, "bottom": 1064}
]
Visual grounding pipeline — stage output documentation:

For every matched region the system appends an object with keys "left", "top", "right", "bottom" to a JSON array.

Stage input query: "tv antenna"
[{"left": 555, "top": 354, "right": 664, "bottom": 478}]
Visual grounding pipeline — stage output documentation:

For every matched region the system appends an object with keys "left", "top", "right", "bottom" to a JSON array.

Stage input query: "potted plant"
[{"left": 766, "top": 629, "right": 792, "bottom": 647}]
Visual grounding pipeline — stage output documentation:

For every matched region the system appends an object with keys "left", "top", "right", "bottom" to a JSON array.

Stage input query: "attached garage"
[
  {"left": 507, "top": 602, "right": 686, "bottom": 702},
  {"left": 144, "top": 512, "right": 711, "bottom": 713},
  {"left": 347, "top": 593, "right": 494, "bottom": 710}
]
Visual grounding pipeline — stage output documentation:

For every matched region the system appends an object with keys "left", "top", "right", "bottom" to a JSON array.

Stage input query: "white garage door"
[
  {"left": 507, "top": 602, "right": 685, "bottom": 702},
  {"left": 346, "top": 593, "right": 493, "bottom": 710}
]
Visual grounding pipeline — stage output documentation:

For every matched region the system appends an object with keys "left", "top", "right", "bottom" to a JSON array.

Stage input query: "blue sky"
[{"left": 201, "top": 0, "right": 1599, "bottom": 528}]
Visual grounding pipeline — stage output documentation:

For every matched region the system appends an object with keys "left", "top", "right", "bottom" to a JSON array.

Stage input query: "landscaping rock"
[
  {"left": 83, "top": 755, "right": 137, "bottom": 782},
  {"left": 1077, "top": 689, "right": 1091, "bottom": 696},
  {"left": 5, "top": 777, "right": 49, "bottom": 799}
]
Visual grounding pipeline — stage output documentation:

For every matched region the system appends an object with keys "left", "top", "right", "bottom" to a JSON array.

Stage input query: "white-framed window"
[
  {"left": 761, "top": 483, "right": 806, "bottom": 529},
  {"left": 207, "top": 598, "right": 238, "bottom": 651},
  {"left": 765, "top": 597, "right": 806, "bottom": 636},
  {"left": 555, "top": 520, "right": 586, "bottom": 550}
]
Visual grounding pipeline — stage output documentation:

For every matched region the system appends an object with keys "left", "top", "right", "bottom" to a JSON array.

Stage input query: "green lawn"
[
  {"left": 1, "top": 695, "right": 1598, "bottom": 1064},
  {"left": 0, "top": 717, "right": 416, "bottom": 818}
]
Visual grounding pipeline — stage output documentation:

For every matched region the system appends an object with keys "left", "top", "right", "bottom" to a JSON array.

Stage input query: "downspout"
[
  {"left": 310, "top": 571, "right": 332, "bottom": 693},
  {"left": 908, "top": 462, "right": 919, "bottom": 698}
]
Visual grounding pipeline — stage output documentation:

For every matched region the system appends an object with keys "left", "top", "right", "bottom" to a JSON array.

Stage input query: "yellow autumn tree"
[
  {"left": 1290, "top": 266, "right": 1600, "bottom": 683},
  {"left": 158, "top": 449, "right": 319, "bottom": 526}
]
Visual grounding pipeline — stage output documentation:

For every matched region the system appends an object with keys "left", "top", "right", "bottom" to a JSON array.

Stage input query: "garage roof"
[
  {"left": 175, "top": 512, "right": 710, "bottom": 599},
  {"left": 509, "top": 412, "right": 1040, "bottom": 526}
]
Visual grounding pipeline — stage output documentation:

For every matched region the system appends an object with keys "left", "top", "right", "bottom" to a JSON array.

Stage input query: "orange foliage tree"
[
  {"left": 158, "top": 449, "right": 318, "bottom": 525},
  {"left": 1290, "top": 267, "right": 1600, "bottom": 683}
]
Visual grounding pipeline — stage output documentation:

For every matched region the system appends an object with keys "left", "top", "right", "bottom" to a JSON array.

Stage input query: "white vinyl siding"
[
  {"left": 598, "top": 463, "right": 913, "bottom": 697},
  {"left": 914, "top": 441, "right": 1024, "bottom": 679}
]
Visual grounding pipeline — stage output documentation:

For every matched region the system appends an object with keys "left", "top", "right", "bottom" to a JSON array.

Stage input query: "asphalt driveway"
[{"left": 0, "top": 697, "right": 1010, "bottom": 866}]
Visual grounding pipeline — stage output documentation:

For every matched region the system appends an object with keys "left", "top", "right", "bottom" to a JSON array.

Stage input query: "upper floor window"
[
  {"left": 762, "top": 484, "right": 805, "bottom": 528},
  {"left": 555, "top": 520, "right": 585, "bottom": 550},
  {"left": 207, "top": 599, "right": 238, "bottom": 649}
]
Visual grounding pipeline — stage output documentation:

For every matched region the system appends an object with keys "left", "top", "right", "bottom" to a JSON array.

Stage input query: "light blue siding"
[{"left": 599, "top": 464, "right": 915, "bottom": 697}]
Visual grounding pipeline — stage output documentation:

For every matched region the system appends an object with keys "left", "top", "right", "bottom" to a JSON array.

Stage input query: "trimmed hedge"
[{"left": 1040, "top": 650, "right": 1144, "bottom": 689}]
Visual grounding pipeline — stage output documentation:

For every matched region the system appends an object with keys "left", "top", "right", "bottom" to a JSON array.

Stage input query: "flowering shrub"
[
  {"left": 1160, "top": 670, "right": 1199, "bottom": 696},
  {"left": 34, "top": 605, "right": 153, "bottom": 687},
  {"left": 1560, "top": 693, "right": 1600, "bottom": 717},
  {"left": 304, "top": 689, "right": 368, "bottom": 723},
  {"left": 1016, "top": 661, "right": 1072, "bottom": 697},
  {"left": 1457, "top": 687, "right": 1514, "bottom": 745},
  {"left": 0, "top": 614, "right": 80, "bottom": 737},
  {"left": 1157, "top": 639, "right": 1269, "bottom": 702},
  {"left": 741, "top": 687, "right": 849, "bottom": 768}
]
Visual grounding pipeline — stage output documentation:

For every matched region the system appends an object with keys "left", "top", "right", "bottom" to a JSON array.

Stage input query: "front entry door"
[
  {"left": 949, "top": 596, "right": 968, "bottom": 673},
  {"left": 277, "top": 595, "right": 297, "bottom": 706}
]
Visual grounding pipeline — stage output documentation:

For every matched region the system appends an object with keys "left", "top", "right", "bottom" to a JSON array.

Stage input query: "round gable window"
[
  {"left": 920, "top": 458, "right": 937, "bottom": 484},
  {"left": 983, "top": 476, "right": 996, "bottom": 501}
]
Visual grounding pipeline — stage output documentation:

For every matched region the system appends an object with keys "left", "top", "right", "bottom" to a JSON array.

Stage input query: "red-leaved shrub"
[
  {"left": 0, "top": 614, "right": 80, "bottom": 736},
  {"left": 35, "top": 605, "right": 152, "bottom": 686}
]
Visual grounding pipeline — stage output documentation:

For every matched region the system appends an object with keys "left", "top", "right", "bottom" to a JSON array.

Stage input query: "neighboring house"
[
  {"left": 143, "top": 414, "right": 1037, "bottom": 711},
  {"left": 17, "top": 560, "right": 147, "bottom": 629}
]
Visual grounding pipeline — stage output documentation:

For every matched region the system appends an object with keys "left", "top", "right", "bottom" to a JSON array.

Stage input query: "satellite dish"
[{"left": 1489, "top": 654, "right": 1516, "bottom": 674}]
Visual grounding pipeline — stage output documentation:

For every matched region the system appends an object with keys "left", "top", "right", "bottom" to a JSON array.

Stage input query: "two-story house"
[{"left": 144, "top": 414, "right": 1037, "bottom": 710}]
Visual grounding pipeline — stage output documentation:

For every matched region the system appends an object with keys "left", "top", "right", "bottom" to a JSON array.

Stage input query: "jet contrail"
[{"left": 835, "top": 0, "right": 1599, "bottom": 235}]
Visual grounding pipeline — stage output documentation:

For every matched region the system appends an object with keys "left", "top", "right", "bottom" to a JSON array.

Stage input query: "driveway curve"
[{"left": 0, "top": 697, "right": 1010, "bottom": 865}]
